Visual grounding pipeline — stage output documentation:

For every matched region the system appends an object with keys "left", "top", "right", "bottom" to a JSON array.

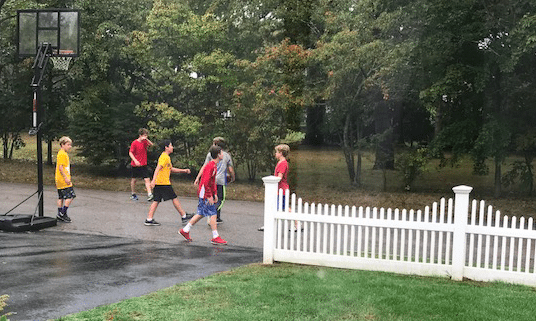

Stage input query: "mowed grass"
[
  {"left": 58, "top": 262, "right": 536, "bottom": 321},
  {"left": 2, "top": 134, "right": 535, "bottom": 218}
]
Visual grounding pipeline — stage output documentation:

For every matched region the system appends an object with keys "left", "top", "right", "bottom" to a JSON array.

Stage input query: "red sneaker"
[
  {"left": 211, "top": 236, "right": 227, "bottom": 245},
  {"left": 179, "top": 229, "right": 192, "bottom": 242}
]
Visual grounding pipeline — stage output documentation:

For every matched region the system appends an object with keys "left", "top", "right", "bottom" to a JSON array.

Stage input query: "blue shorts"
[
  {"left": 277, "top": 195, "right": 286, "bottom": 211},
  {"left": 197, "top": 198, "right": 217, "bottom": 217}
]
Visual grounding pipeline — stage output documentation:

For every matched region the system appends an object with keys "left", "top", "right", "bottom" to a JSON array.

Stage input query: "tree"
[{"left": 314, "top": 0, "right": 414, "bottom": 187}]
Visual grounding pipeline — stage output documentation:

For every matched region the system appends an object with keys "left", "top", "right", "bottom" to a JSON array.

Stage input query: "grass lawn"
[{"left": 57, "top": 263, "right": 536, "bottom": 321}]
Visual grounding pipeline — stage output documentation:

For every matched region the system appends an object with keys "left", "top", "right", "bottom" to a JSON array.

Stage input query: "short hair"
[
  {"left": 213, "top": 137, "right": 226, "bottom": 149},
  {"left": 209, "top": 145, "right": 222, "bottom": 159},
  {"left": 160, "top": 139, "right": 172, "bottom": 150},
  {"left": 138, "top": 128, "right": 149, "bottom": 136},
  {"left": 275, "top": 144, "right": 290, "bottom": 157},
  {"left": 59, "top": 136, "right": 72, "bottom": 146}
]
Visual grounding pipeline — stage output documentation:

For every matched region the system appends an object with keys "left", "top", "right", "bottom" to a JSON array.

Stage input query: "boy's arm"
[
  {"left": 171, "top": 167, "right": 191, "bottom": 174},
  {"left": 150, "top": 165, "right": 162, "bottom": 187},
  {"left": 194, "top": 163, "right": 206, "bottom": 185},
  {"left": 129, "top": 151, "right": 140, "bottom": 166},
  {"left": 228, "top": 165, "right": 236, "bottom": 183},
  {"left": 59, "top": 164, "right": 71, "bottom": 185}
]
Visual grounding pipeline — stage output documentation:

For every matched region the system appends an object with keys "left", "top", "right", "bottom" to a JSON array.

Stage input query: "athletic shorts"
[
  {"left": 277, "top": 194, "right": 286, "bottom": 211},
  {"left": 153, "top": 185, "right": 177, "bottom": 202},
  {"left": 57, "top": 187, "right": 76, "bottom": 200},
  {"left": 131, "top": 166, "right": 150, "bottom": 179},
  {"left": 197, "top": 198, "right": 217, "bottom": 217}
]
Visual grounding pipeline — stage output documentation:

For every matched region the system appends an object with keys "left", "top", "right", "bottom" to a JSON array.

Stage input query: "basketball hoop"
[{"left": 50, "top": 56, "right": 73, "bottom": 71}]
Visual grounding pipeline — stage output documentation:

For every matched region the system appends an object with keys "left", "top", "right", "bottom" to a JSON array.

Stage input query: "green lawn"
[{"left": 58, "top": 263, "right": 536, "bottom": 321}]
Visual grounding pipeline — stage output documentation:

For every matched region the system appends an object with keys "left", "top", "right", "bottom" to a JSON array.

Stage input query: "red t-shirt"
[
  {"left": 274, "top": 159, "right": 289, "bottom": 192},
  {"left": 129, "top": 139, "right": 149, "bottom": 167},
  {"left": 198, "top": 160, "right": 217, "bottom": 199}
]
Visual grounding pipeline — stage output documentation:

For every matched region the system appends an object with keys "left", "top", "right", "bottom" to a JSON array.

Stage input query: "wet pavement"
[{"left": 0, "top": 182, "right": 265, "bottom": 321}]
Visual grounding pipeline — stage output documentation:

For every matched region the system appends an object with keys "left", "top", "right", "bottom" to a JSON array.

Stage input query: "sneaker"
[
  {"left": 130, "top": 194, "right": 138, "bottom": 201},
  {"left": 184, "top": 212, "right": 194, "bottom": 219},
  {"left": 56, "top": 213, "right": 72, "bottom": 223},
  {"left": 179, "top": 229, "right": 192, "bottom": 242},
  {"left": 144, "top": 219, "right": 160, "bottom": 226},
  {"left": 147, "top": 194, "right": 154, "bottom": 202},
  {"left": 211, "top": 236, "right": 227, "bottom": 245},
  {"left": 216, "top": 218, "right": 223, "bottom": 224},
  {"left": 181, "top": 216, "right": 190, "bottom": 224},
  {"left": 257, "top": 226, "right": 264, "bottom": 231}
]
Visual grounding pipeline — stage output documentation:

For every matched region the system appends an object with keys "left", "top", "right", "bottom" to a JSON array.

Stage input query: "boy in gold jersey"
[
  {"left": 144, "top": 140, "right": 193, "bottom": 226},
  {"left": 55, "top": 136, "right": 75, "bottom": 223}
]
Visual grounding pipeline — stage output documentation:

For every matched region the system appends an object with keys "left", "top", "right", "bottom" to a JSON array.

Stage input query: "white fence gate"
[{"left": 262, "top": 176, "right": 536, "bottom": 287}]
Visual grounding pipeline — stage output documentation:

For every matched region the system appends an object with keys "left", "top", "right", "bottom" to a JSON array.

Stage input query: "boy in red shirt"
[
  {"left": 258, "top": 144, "right": 290, "bottom": 231},
  {"left": 129, "top": 128, "right": 154, "bottom": 201},
  {"left": 180, "top": 145, "right": 227, "bottom": 245}
]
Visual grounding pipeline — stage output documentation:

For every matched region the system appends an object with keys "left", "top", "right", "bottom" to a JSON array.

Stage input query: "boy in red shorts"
[{"left": 180, "top": 145, "right": 227, "bottom": 245}]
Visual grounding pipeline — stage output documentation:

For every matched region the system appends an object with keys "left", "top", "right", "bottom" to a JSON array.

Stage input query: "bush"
[{"left": 397, "top": 147, "right": 429, "bottom": 191}]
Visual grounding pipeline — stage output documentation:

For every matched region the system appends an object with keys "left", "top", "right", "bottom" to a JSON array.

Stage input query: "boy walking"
[
  {"left": 180, "top": 145, "right": 227, "bottom": 245},
  {"left": 194, "top": 137, "right": 235, "bottom": 224},
  {"left": 129, "top": 128, "right": 154, "bottom": 201},
  {"left": 258, "top": 144, "right": 290, "bottom": 231},
  {"left": 145, "top": 140, "right": 193, "bottom": 226},
  {"left": 55, "top": 136, "right": 75, "bottom": 223}
]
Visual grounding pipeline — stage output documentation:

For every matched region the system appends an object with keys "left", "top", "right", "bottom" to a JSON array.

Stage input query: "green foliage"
[
  {"left": 471, "top": 119, "right": 511, "bottom": 175},
  {"left": 135, "top": 101, "right": 202, "bottom": 167},
  {"left": 0, "top": 294, "right": 10, "bottom": 321},
  {"left": 397, "top": 147, "right": 430, "bottom": 191}
]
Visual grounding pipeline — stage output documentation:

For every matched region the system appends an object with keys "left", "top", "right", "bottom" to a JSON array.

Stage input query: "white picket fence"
[{"left": 262, "top": 176, "right": 536, "bottom": 287}]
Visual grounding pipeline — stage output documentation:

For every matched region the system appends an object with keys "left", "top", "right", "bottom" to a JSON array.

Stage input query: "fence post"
[
  {"left": 451, "top": 185, "right": 473, "bottom": 281},
  {"left": 263, "top": 175, "right": 281, "bottom": 264}
]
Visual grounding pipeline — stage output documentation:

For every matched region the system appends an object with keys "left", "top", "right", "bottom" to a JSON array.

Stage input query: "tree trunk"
[
  {"left": 355, "top": 121, "right": 362, "bottom": 187},
  {"left": 342, "top": 113, "right": 355, "bottom": 184},
  {"left": 47, "top": 138, "right": 53, "bottom": 165},
  {"left": 373, "top": 100, "right": 395, "bottom": 170},
  {"left": 494, "top": 159, "right": 502, "bottom": 198}
]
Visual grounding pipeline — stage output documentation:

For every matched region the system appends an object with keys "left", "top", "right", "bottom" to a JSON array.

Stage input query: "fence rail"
[{"left": 262, "top": 176, "right": 536, "bottom": 287}]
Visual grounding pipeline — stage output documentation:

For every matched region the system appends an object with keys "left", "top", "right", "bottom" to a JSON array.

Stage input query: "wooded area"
[{"left": 1, "top": 0, "right": 535, "bottom": 197}]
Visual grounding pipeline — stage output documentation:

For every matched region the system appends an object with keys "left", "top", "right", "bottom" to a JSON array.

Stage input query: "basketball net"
[{"left": 50, "top": 56, "right": 73, "bottom": 71}]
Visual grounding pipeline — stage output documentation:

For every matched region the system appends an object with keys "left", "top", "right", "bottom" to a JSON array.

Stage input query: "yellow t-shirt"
[
  {"left": 155, "top": 152, "right": 172, "bottom": 185},
  {"left": 55, "top": 149, "right": 72, "bottom": 189}
]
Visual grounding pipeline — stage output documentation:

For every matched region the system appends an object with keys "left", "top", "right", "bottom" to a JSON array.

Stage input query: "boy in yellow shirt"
[
  {"left": 55, "top": 136, "right": 75, "bottom": 223},
  {"left": 145, "top": 140, "right": 193, "bottom": 226}
]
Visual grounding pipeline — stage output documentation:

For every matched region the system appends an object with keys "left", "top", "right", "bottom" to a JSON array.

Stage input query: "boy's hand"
[
  {"left": 208, "top": 196, "right": 214, "bottom": 205},
  {"left": 133, "top": 159, "right": 140, "bottom": 167},
  {"left": 65, "top": 179, "right": 71, "bottom": 186},
  {"left": 184, "top": 168, "right": 191, "bottom": 174},
  {"left": 150, "top": 181, "right": 156, "bottom": 188}
]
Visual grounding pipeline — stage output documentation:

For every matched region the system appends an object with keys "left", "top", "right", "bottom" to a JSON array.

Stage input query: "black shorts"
[
  {"left": 153, "top": 185, "right": 177, "bottom": 202},
  {"left": 57, "top": 187, "right": 76, "bottom": 200},
  {"left": 131, "top": 166, "right": 150, "bottom": 179}
]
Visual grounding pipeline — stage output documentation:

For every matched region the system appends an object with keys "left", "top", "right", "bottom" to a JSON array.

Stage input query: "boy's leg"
[
  {"left": 216, "top": 185, "right": 225, "bottom": 222},
  {"left": 144, "top": 177, "right": 153, "bottom": 200},
  {"left": 171, "top": 198, "right": 187, "bottom": 216},
  {"left": 130, "top": 177, "right": 136, "bottom": 193},
  {"left": 145, "top": 201, "right": 161, "bottom": 226}
]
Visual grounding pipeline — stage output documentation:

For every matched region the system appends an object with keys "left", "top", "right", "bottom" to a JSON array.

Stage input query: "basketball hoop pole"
[{"left": 30, "top": 42, "right": 53, "bottom": 217}]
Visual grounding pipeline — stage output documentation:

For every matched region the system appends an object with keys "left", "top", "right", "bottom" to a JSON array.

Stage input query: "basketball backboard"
[{"left": 17, "top": 9, "right": 80, "bottom": 58}]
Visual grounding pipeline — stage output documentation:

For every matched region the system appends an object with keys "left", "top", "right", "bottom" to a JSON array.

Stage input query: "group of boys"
[
  {"left": 55, "top": 130, "right": 238, "bottom": 245},
  {"left": 54, "top": 129, "right": 290, "bottom": 246}
]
